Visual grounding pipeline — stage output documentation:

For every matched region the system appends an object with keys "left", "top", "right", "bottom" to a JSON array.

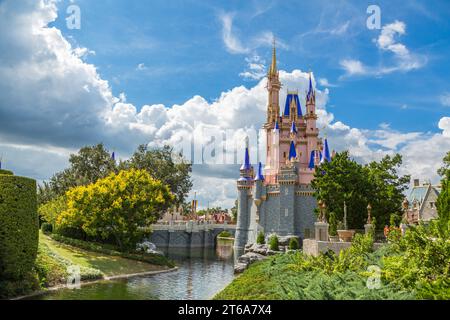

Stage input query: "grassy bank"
[{"left": 40, "top": 233, "right": 172, "bottom": 277}]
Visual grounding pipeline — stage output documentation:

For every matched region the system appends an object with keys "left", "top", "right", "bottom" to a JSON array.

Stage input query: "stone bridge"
[{"left": 150, "top": 221, "right": 236, "bottom": 249}]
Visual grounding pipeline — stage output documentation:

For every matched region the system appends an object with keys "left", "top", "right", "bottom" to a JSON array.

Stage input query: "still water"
[{"left": 32, "top": 241, "right": 236, "bottom": 300}]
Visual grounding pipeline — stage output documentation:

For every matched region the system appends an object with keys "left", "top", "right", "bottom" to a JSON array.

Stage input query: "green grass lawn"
[{"left": 39, "top": 232, "right": 168, "bottom": 277}]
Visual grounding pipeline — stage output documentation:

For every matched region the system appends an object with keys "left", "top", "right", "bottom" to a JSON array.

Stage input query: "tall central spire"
[
  {"left": 270, "top": 38, "right": 277, "bottom": 76},
  {"left": 266, "top": 37, "right": 281, "bottom": 124}
]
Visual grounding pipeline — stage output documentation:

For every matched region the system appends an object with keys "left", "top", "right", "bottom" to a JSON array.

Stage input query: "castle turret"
[{"left": 235, "top": 138, "right": 254, "bottom": 249}]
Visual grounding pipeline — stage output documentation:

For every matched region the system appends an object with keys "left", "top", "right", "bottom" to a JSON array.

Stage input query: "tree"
[
  {"left": 311, "top": 151, "right": 370, "bottom": 229},
  {"left": 366, "top": 154, "right": 410, "bottom": 226},
  {"left": 437, "top": 151, "right": 450, "bottom": 229},
  {"left": 312, "top": 151, "right": 410, "bottom": 229},
  {"left": 120, "top": 145, "right": 192, "bottom": 208},
  {"left": 67, "top": 143, "right": 117, "bottom": 185},
  {"left": 56, "top": 169, "right": 173, "bottom": 250},
  {"left": 38, "top": 195, "right": 67, "bottom": 226},
  {"left": 38, "top": 144, "right": 116, "bottom": 204},
  {"left": 437, "top": 151, "right": 450, "bottom": 181}
]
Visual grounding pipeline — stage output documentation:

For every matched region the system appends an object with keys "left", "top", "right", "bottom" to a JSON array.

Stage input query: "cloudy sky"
[{"left": 0, "top": 0, "right": 449, "bottom": 208}]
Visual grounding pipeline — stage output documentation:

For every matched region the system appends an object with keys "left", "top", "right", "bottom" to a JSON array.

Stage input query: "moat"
[{"left": 30, "top": 240, "right": 235, "bottom": 300}]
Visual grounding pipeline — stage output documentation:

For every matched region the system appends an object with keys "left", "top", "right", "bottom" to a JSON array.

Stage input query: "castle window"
[
  {"left": 285, "top": 209, "right": 289, "bottom": 217},
  {"left": 283, "top": 152, "right": 286, "bottom": 159},
  {"left": 430, "top": 202, "right": 435, "bottom": 208}
]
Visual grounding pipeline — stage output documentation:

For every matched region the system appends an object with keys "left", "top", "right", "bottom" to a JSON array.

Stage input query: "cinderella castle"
[{"left": 235, "top": 46, "right": 332, "bottom": 248}]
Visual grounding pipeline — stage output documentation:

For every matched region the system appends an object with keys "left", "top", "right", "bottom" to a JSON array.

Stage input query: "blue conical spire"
[
  {"left": 307, "top": 73, "right": 314, "bottom": 100},
  {"left": 240, "top": 147, "right": 251, "bottom": 171},
  {"left": 308, "top": 150, "right": 316, "bottom": 169},
  {"left": 289, "top": 141, "right": 297, "bottom": 160},
  {"left": 273, "top": 120, "right": 279, "bottom": 132},
  {"left": 320, "top": 138, "right": 331, "bottom": 164},
  {"left": 290, "top": 121, "right": 297, "bottom": 134},
  {"left": 255, "top": 162, "right": 265, "bottom": 181}
]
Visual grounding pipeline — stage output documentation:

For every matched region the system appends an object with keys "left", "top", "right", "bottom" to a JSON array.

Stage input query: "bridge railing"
[{"left": 151, "top": 221, "right": 236, "bottom": 232}]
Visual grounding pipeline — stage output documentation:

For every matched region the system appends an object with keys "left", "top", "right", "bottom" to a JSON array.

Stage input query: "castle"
[{"left": 235, "top": 46, "right": 332, "bottom": 248}]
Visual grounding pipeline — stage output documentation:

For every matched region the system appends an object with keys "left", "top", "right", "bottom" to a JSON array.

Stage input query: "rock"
[
  {"left": 278, "top": 235, "right": 299, "bottom": 246},
  {"left": 244, "top": 243, "right": 269, "bottom": 255},
  {"left": 252, "top": 244, "right": 268, "bottom": 255},
  {"left": 238, "top": 252, "right": 266, "bottom": 264},
  {"left": 234, "top": 263, "right": 248, "bottom": 274},
  {"left": 266, "top": 249, "right": 279, "bottom": 256}
]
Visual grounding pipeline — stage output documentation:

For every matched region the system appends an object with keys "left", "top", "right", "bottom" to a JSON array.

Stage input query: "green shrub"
[
  {"left": 55, "top": 226, "right": 87, "bottom": 240},
  {"left": 41, "top": 222, "right": 53, "bottom": 235},
  {"left": 0, "top": 174, "right": 38, "bottom": 283},
  {"left": 256, "top": 231, "right": 265, "bottom": 245},
  {"left": 0, "top": 169, "right": 13, "bottom": 175},
  {"left": 218, "top": 230, "right": 232, "bottom": 238},
  {"left": 0, "top": 271, "right": 39, "bottom": 299},
  {"left": 268, "top": 234, "right": 279, "bottom": 251},
  {"left": 288, "top": 237, "right": 299, "bottom": 250}
]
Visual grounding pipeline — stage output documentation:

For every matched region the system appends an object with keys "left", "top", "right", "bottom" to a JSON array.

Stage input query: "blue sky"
[
  {"left": 51, "top": 0, "right": 450, "bottom": 133},
  {"left": 0, "top": 0, "right": 449, "bottom": 208}
]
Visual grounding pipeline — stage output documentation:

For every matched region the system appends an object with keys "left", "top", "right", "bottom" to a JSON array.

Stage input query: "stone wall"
[{"left": 303, "top": 239, "right": 385, "bottom": 257}]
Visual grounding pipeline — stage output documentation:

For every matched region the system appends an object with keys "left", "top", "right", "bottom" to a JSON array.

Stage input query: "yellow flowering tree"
[{"left": 56, "top": 169, "right": 173, "bottom": 250}]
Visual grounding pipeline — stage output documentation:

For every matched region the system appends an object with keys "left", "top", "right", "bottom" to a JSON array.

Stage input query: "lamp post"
[
  {"left": 315, "top": 200, "right": 329, "bottom": 242},
  {"left": 343, "top": 201, "right": 348, "bottom": 230},
  {"left": 321, "top": 202, "right": 327, "bottom": 223},
  {"left": 317, "top": 199, "right": 324, "bottom": 222},
  {"left": 365, "top": 204, "right": 374, "bottom": 236},
  {"left": 402, "top": 198, "right": 409, "bottom": 223}
]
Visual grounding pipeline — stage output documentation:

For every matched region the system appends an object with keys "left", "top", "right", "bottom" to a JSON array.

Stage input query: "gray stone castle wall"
[{"left": 236, "top": 183, "right": 317, "bottom": 247}]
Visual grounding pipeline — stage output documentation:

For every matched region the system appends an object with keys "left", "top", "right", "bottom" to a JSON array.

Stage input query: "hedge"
[
  {"left": 0, "top": 174, "right": 38, "bottom": 281},
  {"left": 0, "top": 169, "right": 13, "bottom": 175}
]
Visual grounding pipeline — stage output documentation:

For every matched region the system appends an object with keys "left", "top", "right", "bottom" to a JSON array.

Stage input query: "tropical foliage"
[{"left": 216, "top": 222, "right": 450, "bottom": 300}]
